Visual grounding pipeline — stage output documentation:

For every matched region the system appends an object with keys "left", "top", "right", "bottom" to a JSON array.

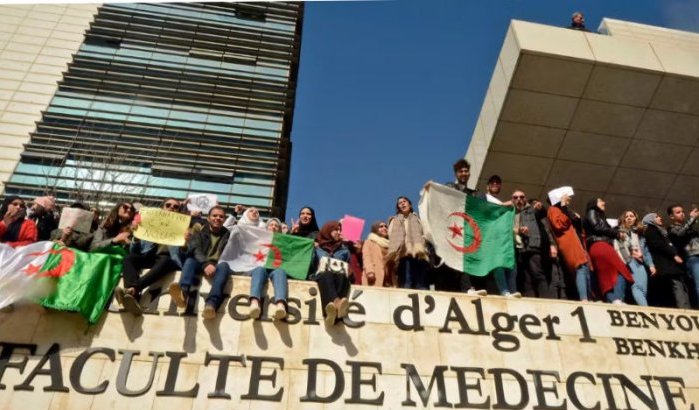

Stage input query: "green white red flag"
[
  {"left": 0, "top": 241, "right": 125, "bottom": 324},
  {"left": 219, "top": 225, "right": 314, "bottom": 280},
  {"left": 419, "top": 182, "right": 515, "bottom": 276}
]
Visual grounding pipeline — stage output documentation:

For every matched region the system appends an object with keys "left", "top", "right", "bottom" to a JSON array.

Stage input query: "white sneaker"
[
  {"left": 272, "top": 303, "right": 287, "bottom": 321},
  {"left": 504, "top": 292, "right": 522, "bottom": 298},
  {"left": 466, "top": 288, "right": 487, "bottom": 296},
  {"left": 611, "top": 299, "right": 624, "bottom": 305}
]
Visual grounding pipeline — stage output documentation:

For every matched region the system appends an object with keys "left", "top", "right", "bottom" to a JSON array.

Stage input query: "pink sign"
[{"left": 341, "top": 215, "right": 365, "bottom": 242}]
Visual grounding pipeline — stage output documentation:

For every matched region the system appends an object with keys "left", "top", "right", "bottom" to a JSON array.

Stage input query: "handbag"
[{"left": 316, "top": 255, "right": 350, "bottom": 276}]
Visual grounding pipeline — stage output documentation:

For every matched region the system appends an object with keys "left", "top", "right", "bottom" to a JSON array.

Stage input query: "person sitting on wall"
[
  {"left": 115, "top": 198, "right": 182, "bottom": 316},
  {"left": 89, "top": 202, "right": 135, "bottom": 252},
  {"left": 49, "top": 202, "right": 94, "bottom": 251},
  {"left": 245, "top": 217, "right": 290, "bottom": 321},
  {"left": 28, "top": 196, "right": 57, "bottom": 241},
  {"left": 0, "top": 195, "right": 37, "bottom": 248},
  {"left": 169, "top": 205, "right": 230, "bottom": 319},
  {"left": 309, "top": 220, "right": 351, "bottom": 326}
]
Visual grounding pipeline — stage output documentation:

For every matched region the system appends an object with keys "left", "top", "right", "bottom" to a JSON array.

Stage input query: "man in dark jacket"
[
  {"left": 169, "top": 206, "right": 230, "bottom": 318},
  {"left": 512, "top": 190, "right": 557, "bottom": 298},
  {"left": 667, "top": 204, "right": 699, "bottom": 305}
]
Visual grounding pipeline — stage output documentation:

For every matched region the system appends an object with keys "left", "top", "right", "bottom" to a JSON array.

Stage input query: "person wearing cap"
[
  {"left": 28, "top": 196, "right": 58, "bottom": 241},
  {"left": 569, "top": 11, "right": 588, "bottom": 31},
  {"left": 547, "top": 187, "right": 593, "bottom": 301},
  {"left": 485, "top": 175, "right": 512, "bottom": 207}
]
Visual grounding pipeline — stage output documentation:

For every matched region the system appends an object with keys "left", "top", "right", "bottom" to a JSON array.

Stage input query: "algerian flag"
[
  {"left": 419, "top": 182, "right": 515, "bottom": 276},
  {"left": 219, "top": 225, "right": 314, "bottom": 280},
  {"left": 0, "top": 241, "right": 57, "bottom": 309},
  {"left": 38, "top": 245, "right": 126, "bottom": 324}
]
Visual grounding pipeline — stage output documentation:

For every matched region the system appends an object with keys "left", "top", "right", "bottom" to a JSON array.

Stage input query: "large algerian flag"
[
  {"left": 219, "top": 225, "right": 314, "bottom": 280},
  {"left": 38, "top": 245, "right": 126, "bottom": 324},
  {"left": 419, "top": 182, "right": 515, "bottom": 276},
  {"left": 0, "top": 242, "right": 125, "bottom": 324}
]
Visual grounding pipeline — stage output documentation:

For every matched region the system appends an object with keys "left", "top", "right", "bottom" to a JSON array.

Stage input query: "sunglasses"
[
  {"left": 121, "top": 204, "right": 134, "bottom": 212},
  {"left": 164, "top": 202, "right": 179, "bottom": 209},
  {"left": 512, "top": 195, "right": 525, "bottom": 200}
]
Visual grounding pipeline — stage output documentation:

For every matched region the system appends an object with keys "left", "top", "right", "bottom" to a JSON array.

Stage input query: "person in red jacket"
[{"left": 0, "top": 196, "right": 38, "bottom": 248}]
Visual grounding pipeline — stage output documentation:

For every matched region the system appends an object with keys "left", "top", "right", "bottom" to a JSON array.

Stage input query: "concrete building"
[
  {"left": 0, "top": 2, "right": 303, "bottom": 218},
  {"left": 466, "top": 18, "right": 699, "bottom": 216}
]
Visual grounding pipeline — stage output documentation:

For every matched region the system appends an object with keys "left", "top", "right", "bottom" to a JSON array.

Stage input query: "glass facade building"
[{"left": 4, "top": 2, "right": 303, "bottom": 218}]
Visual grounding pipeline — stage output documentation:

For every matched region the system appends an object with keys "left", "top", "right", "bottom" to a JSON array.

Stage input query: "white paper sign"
[
  {"left": 58, "top": 208, "right": 94, "bottom": 233},
  {"left": 186, "top": 193, "right": 218, "bottom": 214}
]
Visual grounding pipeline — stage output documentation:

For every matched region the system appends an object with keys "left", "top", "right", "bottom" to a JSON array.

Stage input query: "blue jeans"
[
  {"left": 397, "top": 257, "right": 429, "bottom": 290},
  {"left": 248, "top": 266, "right": 288, "bottom": 303},
  {"left": 575, "top": 264, "right": 591, "bottom": 301},
  {"left": 605, "top": 274, "right": 627, "bottom": 303},
  {"left": 493, "top": 267, "right": 517, "bottom": 295},
  {"left": 205, "top": 262, "right": 233, "bottom": 309},
  {"left": 686, "top": 255, "right": 699, "bottom": 304},
  {"left": 168, "top": 246, "right": 186, "bottom": 269},
  {"left": 628, "top": 259, "right": 648, "bottom": 306},
  {"left": 179, "top": 257, "right": 202, "bottom": 290}
]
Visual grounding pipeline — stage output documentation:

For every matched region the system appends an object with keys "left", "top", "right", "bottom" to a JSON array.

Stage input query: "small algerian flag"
[
  {"left": 419, "top": 182, "right": 515, "bottom": 276},
  {"left": 219, "top": 225, "right": 314, "bottom": 280}
]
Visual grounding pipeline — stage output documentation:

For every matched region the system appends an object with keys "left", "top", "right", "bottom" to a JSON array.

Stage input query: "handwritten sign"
[
  {"left": 341, "top": 214, "right": 365, "bottom": 242},
  {"left": 186, "top": 193, "right": 218, "bottom": 214},
  {"left": 133, "top": 207, "right": 191, "bottom": 246},
  {"left": 58, "top": 208, "right": 94, "bottom": 233}
]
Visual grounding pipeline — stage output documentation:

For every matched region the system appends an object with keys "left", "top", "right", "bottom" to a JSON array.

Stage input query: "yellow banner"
[{"left": 133, "top": 207, "right": 191, "bottom": 246}]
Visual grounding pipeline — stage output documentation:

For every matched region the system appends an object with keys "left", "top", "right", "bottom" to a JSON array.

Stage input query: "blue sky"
[{"left": 285, "top": 0, "right": 698, "bottom": 232}]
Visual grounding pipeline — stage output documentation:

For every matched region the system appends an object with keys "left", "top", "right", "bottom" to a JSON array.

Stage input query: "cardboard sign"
[
  {"left": 341, "top": 214, "right": 365, "bottom": 242},
  {"left": 133, "top": 207, "right": 191, "bottom": 246},
  {"left": 186, "top": 193, "right": 218, "bottom": 214},
  {"left": 58, "top": 208, "right": 94, "bottom": 233}
]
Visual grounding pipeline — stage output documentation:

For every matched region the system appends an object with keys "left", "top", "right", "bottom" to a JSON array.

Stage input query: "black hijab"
[
  {"left": 1, "top": 196, "right": 26, "bottom": 242},
  {"left": 293, "top": 206, "right": 319, "bottom": 238}
]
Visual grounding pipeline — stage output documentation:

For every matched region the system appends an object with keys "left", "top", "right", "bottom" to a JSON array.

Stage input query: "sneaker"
[
  {"left": 272, "top": 303, "right": 287, "bottom": 321},
  {"left": 466, "top": 288, "right": 487, "bottom": 296},
  {"left": 202, "top": 303, "right": 217, "bottom": 320},
  {"left": 324, "top": 302, "right": 337, "bottom": 326},
  {"left": 114, "top": 287, "right": 126, "bottom": 306},
  {"left": 611, "top": 299, "right": 624, "bottom": 305},
  {"left": 338, "top": 297, "right": 349, "bottom": 318},
  {"left": 504, "top": 292, "right": 522, "bottom": 298},
  {"left": 122, "top": 293, "right": 142, "bottom": 316},
  {"left": 169, "top": 283, "right": 186, "bottom": 309},
  {"left": 249, "top": 299, "right": 261, "bottom": 320}
]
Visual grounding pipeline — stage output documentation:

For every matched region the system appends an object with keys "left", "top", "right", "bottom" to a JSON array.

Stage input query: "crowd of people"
[{"left": 1, "top": 157, "right": 698, "bottom": 325}]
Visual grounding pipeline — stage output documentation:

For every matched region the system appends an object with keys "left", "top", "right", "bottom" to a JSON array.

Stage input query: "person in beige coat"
[{"left": 362, "top": 221, "right": 391, "bottom": 286}]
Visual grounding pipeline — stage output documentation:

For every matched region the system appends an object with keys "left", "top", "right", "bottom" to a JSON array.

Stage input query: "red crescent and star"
[
  {"left": 254, "top": 244, "right": 283, "bottom": 268},
  {"left": 22, "top": 248, "right": 76, "bottom": 278},
  {"left": 445, "top": 212, "right": 482, "bottom": 254}
]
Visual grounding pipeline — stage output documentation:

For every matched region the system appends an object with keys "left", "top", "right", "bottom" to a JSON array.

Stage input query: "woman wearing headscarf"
[
  {"left": 362, "top": 221, "right": 390, "bottom": 286},
  {"left": 583, "top": 198, "right": 633, "bottom": 304},
  {"left": 0, "top": 196, "right": 37, "bottom": 248},
  {"left": 614, "top": 210, "right": 655, "bottom": 306},
  {"left": 547, "top": 189, "right": 592, "bottom": 301},
  {"left": 246, "top": 217, "right": 290, "bottom": 321},
  {"left": 90, "top": 202, "right": 136, "bottom": 251},
  {"left": 309, "top": 220, "right": 351, "bottom": 326},
  {"left": 387, "top": 196, "right": 429, "bottom": 290},
  {"left": 642, "top": 213, "right": 691, "bottom": 308},
  {"left": 291, "top": 206, "right": 320, "bottom": 240}
]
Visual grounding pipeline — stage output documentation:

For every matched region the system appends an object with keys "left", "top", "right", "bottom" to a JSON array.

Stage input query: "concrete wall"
[{"left": 0, "top": 3, "right": 99, "bottom": 193}]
